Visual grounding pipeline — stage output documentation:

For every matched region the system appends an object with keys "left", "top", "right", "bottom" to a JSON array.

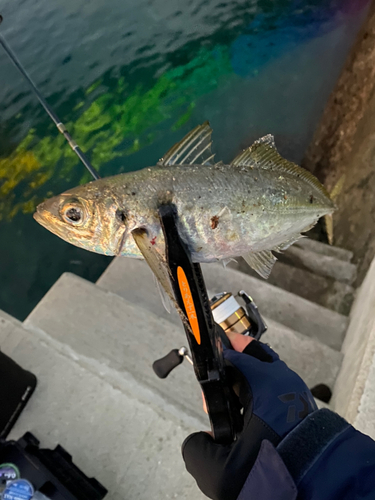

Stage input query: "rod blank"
[{"left": 0, "top": 15, "right": 100, "bottom": 180}]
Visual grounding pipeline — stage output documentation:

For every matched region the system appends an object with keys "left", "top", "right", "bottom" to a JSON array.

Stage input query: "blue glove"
[{"left": 182, "top": 339, "right": 317, "bottom": 500}]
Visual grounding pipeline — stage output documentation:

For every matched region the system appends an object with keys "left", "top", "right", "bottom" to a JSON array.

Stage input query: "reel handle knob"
[{"left": 152, "top": 349, "right": 184, "bottom": 379}]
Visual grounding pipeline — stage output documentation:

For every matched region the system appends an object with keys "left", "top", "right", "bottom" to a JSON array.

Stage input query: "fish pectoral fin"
[
  {"left": 231, "top": 136, "right": 330, "bottom": 198},
  {"left": 131, "top": 228, "right": 193, "bottom": 332},
  {"left": 157, "top": 121, "right": 215, "bottom": 166},
  {"left": 242, "top": 250, "right": 277, "bottom": 279},
  {"left": 153, "top": 274, "right": 172, "bottom": 313},
  {"left": 132, "top": 228, "right": 175, "bottom": 302}
]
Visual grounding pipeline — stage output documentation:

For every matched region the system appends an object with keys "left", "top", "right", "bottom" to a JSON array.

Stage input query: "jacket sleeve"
[{"left": 237, "top": 409, "right": 375, "bottom": 500}]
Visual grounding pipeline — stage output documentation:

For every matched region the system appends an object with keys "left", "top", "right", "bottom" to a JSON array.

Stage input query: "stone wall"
[{"left": 302, "top": 1, "right": 375, "bottom": 285}]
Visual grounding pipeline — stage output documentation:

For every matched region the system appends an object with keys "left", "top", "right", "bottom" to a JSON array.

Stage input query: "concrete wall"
[
  {"left": 332, "top": 256, "right": 375, "bottom": 435},
  {"left": 354, "top": 349, "right": 375, "bottom": 440}
]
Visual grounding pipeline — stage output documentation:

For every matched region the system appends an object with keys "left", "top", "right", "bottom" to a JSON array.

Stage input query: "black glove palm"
[{"left": 182, "top": 340, "right": 317, "bottom": 500}]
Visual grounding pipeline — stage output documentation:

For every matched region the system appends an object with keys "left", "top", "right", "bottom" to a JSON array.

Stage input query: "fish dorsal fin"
[
  {"left": 242, "top": 250, "right": 277, "bottom": 279},
  {"left": 231, "top": 135, "right": 330, "bottom": 196},
  {"left": 231, "top": 134, "right": 276, "bottom": 167},
  {"left": 255, "top": 134, "right": 277, "bottom": 149},
  {"left": 158, "top": 121, "right": 215, "bottom": 166}
]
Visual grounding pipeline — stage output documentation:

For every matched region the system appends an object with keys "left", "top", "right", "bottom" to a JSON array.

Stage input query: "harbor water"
[{"left": 0, "top": 0, "right": 369, "bottom": 319}]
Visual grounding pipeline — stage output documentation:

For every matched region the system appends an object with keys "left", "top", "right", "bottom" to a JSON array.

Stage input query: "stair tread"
[
  {"left": 24, "top": 274, "right": 205, "bottom": 425},
  {"left": 294, "top": 238, "right": 354, "bottom": 262},
  {"left": 280, "top": 245, "right": 357, "bottom": 284},
  {"left": 2, "top": 307, "right": 336, "bottom": 498},
  {"left": 228, "top": 258, "right": 355, "bottom": 315},
  {"left": 0, "top": 312, "right": 204, "bottom": 500},
  {"left": 98, "top": 258, "right": 348, "bottom": 350},
  {"left": 26, "top": 272, "right": 342, "bottom": 390},
  {"left": 203, "top": 263, "right": 348, "bottom": 350}
]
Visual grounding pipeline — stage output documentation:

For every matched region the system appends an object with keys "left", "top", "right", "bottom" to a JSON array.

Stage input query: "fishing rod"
[{"left": 0, "top": 14, "right": 100, "bottom": 181}]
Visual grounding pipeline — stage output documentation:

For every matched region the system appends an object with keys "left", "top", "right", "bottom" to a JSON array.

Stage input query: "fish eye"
[{"left": 61, "top": 202, "right": 85, "bottom": 225}]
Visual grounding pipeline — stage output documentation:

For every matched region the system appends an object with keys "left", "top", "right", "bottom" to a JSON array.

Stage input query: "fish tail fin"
[
  {"left": 324, "top": 214, "right": 334, "bottom": 246},
  {"left": 324, "top": 174, "right": 346, "bottom": 245},
  {"left": 329, "top": 174, "right": 346, "bottom": 204}
]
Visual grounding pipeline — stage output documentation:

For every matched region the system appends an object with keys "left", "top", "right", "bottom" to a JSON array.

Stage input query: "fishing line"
[{"left": 0, "top": 14, "right": 101, "bottom": 181}]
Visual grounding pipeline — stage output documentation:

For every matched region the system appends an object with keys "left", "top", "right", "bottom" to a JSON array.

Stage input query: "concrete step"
[
  {"left": 228, "top": 258, "right": 355, "bottom": 316},
  {"left": 1, "top": 296, "right": 336, "bottom": 500},
  {"left": 24, "top": 275, "right": 204, "bottom": 425},
  {"left": 0, "top": 310, "right": 205, "bottom": 500},
  {"left": 279, "top": 245, "right": 357, "bottom": 285},
  {"left": 294, "top": 238, "right": 354, "bottom": 262},
  {"left": 98, "top": 258, "right": 348, "bottom": 351},
  {"left": 25, "top": 273, "right": 342, "bottom": 393}
]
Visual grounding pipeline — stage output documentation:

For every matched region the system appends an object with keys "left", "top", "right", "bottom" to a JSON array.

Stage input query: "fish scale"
[{"left": 34, "top": 122, "right": 334, "bottom": 280}]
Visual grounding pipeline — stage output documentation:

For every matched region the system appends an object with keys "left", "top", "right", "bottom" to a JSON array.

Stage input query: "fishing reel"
[
  {"left": 153, "top": 291, "right": 267, "bottom": 379},
  {"left": 155, "top": 204, "right": 268, "bottom": 443}
]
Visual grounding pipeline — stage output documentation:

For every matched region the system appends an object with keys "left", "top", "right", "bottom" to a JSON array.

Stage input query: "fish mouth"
[
  {"left": 33, "top": 201, "right": 61, "bottom": 233},
  {"left": 34, "top": 198, "right": 114, "bottom": 255}
]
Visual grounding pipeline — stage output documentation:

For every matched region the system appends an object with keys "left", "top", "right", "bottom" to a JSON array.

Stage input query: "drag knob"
[{"left": 153, "top": 349, "right": 184, "bottom": 378}]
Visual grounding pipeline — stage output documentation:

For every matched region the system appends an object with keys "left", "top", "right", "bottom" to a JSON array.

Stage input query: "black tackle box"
[{"left": 0, "top": 432, "right": 107, "bottom": 500}]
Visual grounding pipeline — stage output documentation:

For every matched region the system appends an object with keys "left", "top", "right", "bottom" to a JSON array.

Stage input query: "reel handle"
[{"left": 153, "top": 349, "right": 184, "bottom": 379}]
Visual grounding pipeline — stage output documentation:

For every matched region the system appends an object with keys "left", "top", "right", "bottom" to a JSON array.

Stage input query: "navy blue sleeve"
[{"left": 237, "top": 409, "right": 375, "bottom": 500}]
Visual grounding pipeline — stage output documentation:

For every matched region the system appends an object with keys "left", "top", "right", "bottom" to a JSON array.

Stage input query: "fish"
[{"left": 33, "top": 121, "right": 335, "bottom": 279}]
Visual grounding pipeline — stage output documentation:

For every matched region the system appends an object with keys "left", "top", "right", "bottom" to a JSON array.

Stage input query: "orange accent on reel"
[{"left": 177, "top": 266, "right": 201, "bottom": 345}]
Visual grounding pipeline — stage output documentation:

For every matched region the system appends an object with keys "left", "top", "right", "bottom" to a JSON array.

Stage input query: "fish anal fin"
[
  {"left": 274, "top": 233, "right": 305, "bottom": 253},
  {"left": 242, "top": 250, "right": 277, "bottom": 279},
  {"left": 222, "top": 257, "right": 237, "bottom": 268},
  {"left": 157, "top": 121, "right": 215, "bottom": 166}
]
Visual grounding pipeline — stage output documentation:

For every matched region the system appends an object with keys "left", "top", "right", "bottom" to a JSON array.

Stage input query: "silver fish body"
[
  {"left": 107, "top": 163, "right": 333, "bottom": 260},
  {"left": 34, "top": 122, "right": 334, "bottom": 278}
]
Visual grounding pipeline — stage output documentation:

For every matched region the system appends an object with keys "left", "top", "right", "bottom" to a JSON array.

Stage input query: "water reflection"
[{"left": 0, "top": 0, "right": 369, "bottom": 318}]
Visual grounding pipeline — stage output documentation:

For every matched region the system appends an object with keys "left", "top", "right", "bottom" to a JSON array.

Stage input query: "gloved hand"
[{"left": 182, "top": 334, "right": 317, "bottom": 500}]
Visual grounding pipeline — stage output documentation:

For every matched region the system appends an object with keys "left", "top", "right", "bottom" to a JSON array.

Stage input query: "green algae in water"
[{"left": 0, "top": 46, "right": 232, "bottom": 221}]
